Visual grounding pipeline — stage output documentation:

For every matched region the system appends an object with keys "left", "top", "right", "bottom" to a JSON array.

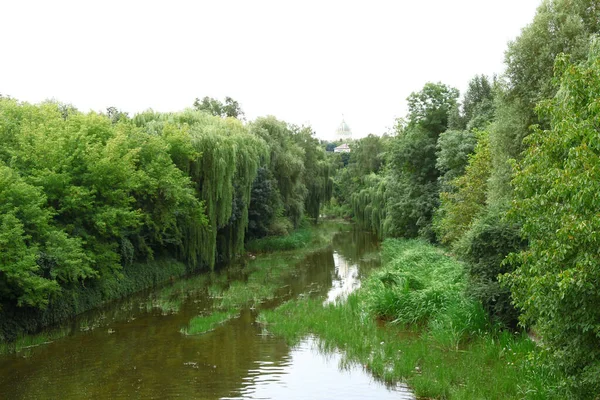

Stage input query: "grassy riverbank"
[
  {"left": 1, "top": 222, "right": 350, "bottom": 352},
  {"left": 180, "top": 221, "right": 351, "bottom": 332},
  {"left": 259, "top": 239, "right": 560, "bottom": 399},
  {"left": 245, "top": 219, "right": 350, "bottom": 253}
]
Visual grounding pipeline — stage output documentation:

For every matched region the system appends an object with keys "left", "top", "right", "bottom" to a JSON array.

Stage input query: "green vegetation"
[
  {"left": 505, "top": 39, "right": 600, "bottom": 396},
  {"left": 181, "top": 222, "right": 347, "bottom": 337},
  {"left": 0, "top": 327, "right": 71, "bottom": 355},
  {"left": 0, "top": 258, "right": 188, "bottom": 343},
  {"left": 322, "top": 1, "right": 600, "bottom": 396},
  {"left": 260, "top": 240, "right": 558, "bottom": 399},
  {"left": 245, "top": 228, "right": 313, "bottom": 253},
  {"left": 4, "top": 1, "right": 600, "bottom": 396},
  {"left": 0, "top": 98, "right": 331, "bottom": 342},
  {"left": 181, "top": 310, "right": 237, "bottom": 335}
]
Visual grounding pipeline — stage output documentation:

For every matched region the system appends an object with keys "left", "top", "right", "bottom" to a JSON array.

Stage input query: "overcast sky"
[{"left": 1, "top": 0, "right": 541, "bottom": 140}]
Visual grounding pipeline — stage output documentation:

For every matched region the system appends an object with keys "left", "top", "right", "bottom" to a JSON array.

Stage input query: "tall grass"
[{"left": 259, "top": 239, "right": 561, "bottom": 399}]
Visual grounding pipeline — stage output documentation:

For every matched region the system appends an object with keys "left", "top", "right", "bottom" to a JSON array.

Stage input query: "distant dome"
[{"left": 336, "top": 118, "right": 352, "bottom": 138}]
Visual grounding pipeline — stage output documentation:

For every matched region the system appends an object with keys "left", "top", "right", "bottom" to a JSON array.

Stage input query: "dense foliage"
[
  {"left": 506, "top": 42, "right": 600, "bottom": 396},
  {"left": 0, "top": 100, "right": 330, "bottom": 338},
  {"left": 324, "top": 1, "right": 600, "bottom": 396}
]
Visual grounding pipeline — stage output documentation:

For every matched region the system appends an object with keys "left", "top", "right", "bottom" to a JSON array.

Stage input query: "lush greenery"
[
  {"left": 181, "top": 310, "right": 237, "bottom": 335},
  {"left": 505, "top": 39, "right": 600, "bottom": 396},
  {"left": 260, "top": 239, "right": 557, "bottom": 399},
  {"left": 4, "top": 0, "right": 600, "bottom": 396},
  {"left": 0, "top": 99, "right": 331, "bottom": 341},
  {"left": 322, "top": 1, "right": 600, "bottom": 396}
]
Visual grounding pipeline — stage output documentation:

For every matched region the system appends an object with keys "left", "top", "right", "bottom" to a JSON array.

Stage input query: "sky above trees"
[{"left": 0, "top": 0, "right": 540, "bottom": 140}]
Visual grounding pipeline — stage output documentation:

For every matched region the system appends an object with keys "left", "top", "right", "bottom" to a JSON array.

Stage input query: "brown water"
[{"left": 0, "top": 226, "right": 414, "bottom": 399}]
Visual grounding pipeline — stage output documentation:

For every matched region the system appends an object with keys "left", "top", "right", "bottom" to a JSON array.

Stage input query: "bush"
[
  {"left": 454, "top": 209, "right": 524, "bottom": 328},
  {"left": 363, "top": 239, "right": 486, "bottom": 347}
]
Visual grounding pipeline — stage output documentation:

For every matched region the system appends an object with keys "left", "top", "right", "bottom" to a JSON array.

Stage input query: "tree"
[
  {"left": 384, "top": 83, "right": 459, "bottom": 239},
  {"left": 294, "top": 126, "right": 332, "bottom": 222},
  {"left": 505, "top": 0, "right": 600, "bottom": 113},
  {"left": 250, "top": 117, "right": 306, "bottom": 228},
  {"left": 106, "top": 106, "right": 129, "bottom": 124},
  {"left": 193, "top": 96, "right": 244, "bottom": 119},
  {"left": 463, "top": 75, "right": 495, "bottom": 131},
  {"left": 505, "top": 43, "right": 600, "bottom": 396},
  {"left": 406, "top": 82, "right": 459, "bottom": 136}
]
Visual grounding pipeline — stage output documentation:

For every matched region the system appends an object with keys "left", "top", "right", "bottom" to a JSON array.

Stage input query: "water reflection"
[
  {"left": 0, "top": 226, "right": 412, "bottom": 400},
  {"left": 325, "top": 252, "right": 361, "bottom": 305},
  {"left": 225, "top": 336, "right": 413, "bottom": 400}
]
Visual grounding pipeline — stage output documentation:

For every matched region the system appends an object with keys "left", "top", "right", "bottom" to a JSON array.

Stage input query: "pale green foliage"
[
  {"left": 0, "top": 100, "right": 206, "bottom": 309},
  {"left": 505, "top": 0, "right": 600, "bottom": 110},
  {"left": 434, "top": 131, "right": 491, "bottom": 245},
  {"left": 492, "top": 0, "right": 600, "bottom": 210},
  {"left": 0, "top": 167, "right": 60, "bottom": 307},
  {"left": 505, "top": 43, "right": 600, "bottom": 396},
  {"left": 463, "top": 75, "right": 495, "bottom": 129}
]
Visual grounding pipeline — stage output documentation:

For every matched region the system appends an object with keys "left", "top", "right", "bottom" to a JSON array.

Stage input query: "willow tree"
[
  {"left": 351, "top": 173, "right": 387, "bottom": 239},
  {"left": 250, "top": 117, "right": 306, "bottom": 229},
  {"left": 294, "top": 126, "right": 333, "bottom": 222},
  {"left": 135, "top": 110, "right": 267, "bottom": 268}
]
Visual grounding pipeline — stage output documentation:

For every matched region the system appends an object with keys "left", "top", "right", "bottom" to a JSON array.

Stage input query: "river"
[{"left": 0, "top": 225, "right": 414, "bottom": 399}]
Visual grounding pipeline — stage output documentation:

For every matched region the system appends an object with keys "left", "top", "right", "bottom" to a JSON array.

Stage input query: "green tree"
[
  {"left": 250, "top": 117, "right": 306, "bottom": 228},
  {"left": 193, "top": 96, "right": 244, "bottom": 119},
  {"left": 384, "top": 83, "right": 459, "bottom": 239},
  {"left": 505, "top": 43, "right": 600, "bottom": 396}
]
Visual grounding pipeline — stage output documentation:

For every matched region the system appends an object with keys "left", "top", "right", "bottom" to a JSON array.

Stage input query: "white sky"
[{"left": 0, "top": 0, "right": 540, "bottom": 141}]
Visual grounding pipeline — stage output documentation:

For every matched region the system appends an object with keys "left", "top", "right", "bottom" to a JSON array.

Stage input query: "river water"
[{"left": 0, "top": 225, "right": 413, "bottom": 399}]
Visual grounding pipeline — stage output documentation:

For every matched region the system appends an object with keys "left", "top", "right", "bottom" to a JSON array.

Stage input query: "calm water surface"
[{"left": 0, "top": 226, "right": 414, "bottom": 399}]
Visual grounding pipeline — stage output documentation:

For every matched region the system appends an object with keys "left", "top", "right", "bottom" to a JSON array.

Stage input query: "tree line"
[
  {"left": 328, "top": 0, "right": 600, "bottom": 396},
  {"left": 0, "top": 99, "right": 331, "bottom": 319}
]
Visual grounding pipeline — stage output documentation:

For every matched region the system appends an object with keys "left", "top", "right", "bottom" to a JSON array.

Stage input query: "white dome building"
[{"left": 335, "top": 117, "right": 352, "bottom": 140}]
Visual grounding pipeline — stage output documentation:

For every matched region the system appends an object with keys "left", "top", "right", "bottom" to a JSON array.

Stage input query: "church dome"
[{"left": 336, "top": 118, "right": 352, "bottom": 138}]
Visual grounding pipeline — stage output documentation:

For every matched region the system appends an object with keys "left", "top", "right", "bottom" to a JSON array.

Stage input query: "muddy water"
[{"left": 0, "top": 226, "right": 413, "bottom": 399}]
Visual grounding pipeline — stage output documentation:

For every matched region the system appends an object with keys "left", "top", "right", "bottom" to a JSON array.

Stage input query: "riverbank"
[
  {"left": 259, "top": 239, "right": 560, "bottom": 399},
  {"left": 0, "top": 221, "right": 349, "bottom": 353},
  {"left": 0, "top": 258, "right": 189, "bottom": 350},
  {"left": 0, "top": 223, "right": 399, "bottom": 400}
]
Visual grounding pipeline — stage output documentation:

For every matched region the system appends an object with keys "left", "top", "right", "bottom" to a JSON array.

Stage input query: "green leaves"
[
  {"left": 506, "top": 39, "right": 600, "bottom": 396},
  {"left": 0, "top": 100, "right": 208, "bottom": 308}
]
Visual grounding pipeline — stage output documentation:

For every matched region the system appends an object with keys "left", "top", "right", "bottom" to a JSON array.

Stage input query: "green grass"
[
  {"left": 258, "top": 239, "right": 561, "bottom": 399},
  {"left": 245, "top": 229, "right": 314, "bottom": 252},
  {"left": 182, "top": 222, "right": 350, "bottom": 335},
  {"left": 0, "top": 327, "right": 71, "bottom": 355},
  {"left": 180, "top": 310, "right": 237, "bottom": 335}
]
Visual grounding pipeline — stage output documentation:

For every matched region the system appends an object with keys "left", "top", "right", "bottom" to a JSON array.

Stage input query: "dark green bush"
[{"left": 454, "top": 210, "right": 524, "bottom": 328}]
